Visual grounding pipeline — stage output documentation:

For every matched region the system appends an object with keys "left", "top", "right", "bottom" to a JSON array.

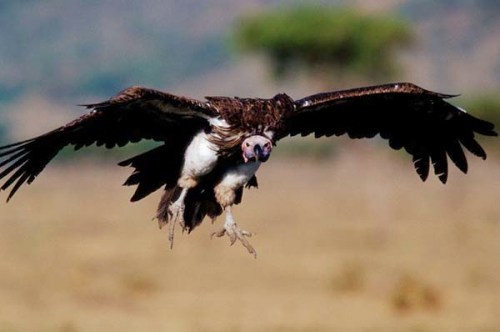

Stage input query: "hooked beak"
[
  {"left": 253, "top": 144, "right": 269, "bottom": 162},
  {"left": 242, "top": 135, "right": 273, "bottom": 163}
]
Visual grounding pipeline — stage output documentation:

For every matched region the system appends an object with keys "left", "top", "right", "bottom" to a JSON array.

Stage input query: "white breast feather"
[
  {"left": 208, "top": 117, "right": 230, "bottom": 127},
  {"left": 219, "top": 162, "right": 261, "bottom": 190},
  {"left": 182, "top": 131, "right": 219, "bottom": 178}
]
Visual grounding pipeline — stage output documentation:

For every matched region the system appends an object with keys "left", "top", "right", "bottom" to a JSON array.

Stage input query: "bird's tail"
[
  {"left": 155, "top": 184, "right": 223, "bottom": 232},
  {"left": 119, "top": 144, "right": 185, "bottom": 202},
  {"left": 155, "top": 185, "right": 182, "bottom": 229}
]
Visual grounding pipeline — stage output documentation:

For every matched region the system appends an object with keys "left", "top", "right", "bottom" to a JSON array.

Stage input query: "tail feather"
[
  {"left": 183, "top": 187, "right": 223, "bottom": 232},
  {"left": 119, "top": 143, "right": 186, "bottom": 202},
  {"left": 156, "top": 186, "right": 182, "bottom": 229},
  {"left": 155, "top": 184, "right": 224, "bottom": 233},
  {"left": 154, "top": 169, "right": 259, "bottom": 232}
]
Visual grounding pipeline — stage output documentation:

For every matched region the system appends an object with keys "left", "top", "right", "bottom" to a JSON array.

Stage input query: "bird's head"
[{"left": 241, "top": 135, "right": 273, "bottom": 163}]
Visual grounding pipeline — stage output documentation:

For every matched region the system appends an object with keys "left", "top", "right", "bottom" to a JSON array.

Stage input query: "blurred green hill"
[
  {"left": 1, "top": 0, "right": 500, "bottom": 100},
  {"left": 0, "top": 1, "right": 236, "bottom": 101},
  {"left": 0, "top": 0, "right": 499, "bottom": 145}
]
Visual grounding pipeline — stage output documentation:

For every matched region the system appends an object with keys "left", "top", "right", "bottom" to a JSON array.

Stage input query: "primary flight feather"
[{"left": 0, "top": 82, "right": 497, "bottom": 256}]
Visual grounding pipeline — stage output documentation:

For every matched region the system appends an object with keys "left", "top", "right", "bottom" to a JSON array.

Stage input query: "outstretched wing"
[
  {"left": 280, "top": 82, "right": 497, "bottom": 183},
  {"left": 0, "top": 86, "right": 218, "bottom": 201}
]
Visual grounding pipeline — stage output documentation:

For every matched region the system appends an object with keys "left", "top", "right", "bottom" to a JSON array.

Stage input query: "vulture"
[{"left": 0, "top": 82, "right": 497, "bottom": 256}]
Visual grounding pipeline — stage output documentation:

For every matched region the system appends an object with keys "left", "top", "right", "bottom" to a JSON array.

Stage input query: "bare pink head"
[{"left": 241, "top": 135, "right": 272, "bottom": 163}]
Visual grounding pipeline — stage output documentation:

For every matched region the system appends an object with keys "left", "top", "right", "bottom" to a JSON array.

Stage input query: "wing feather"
[
  {"left": 281, "top": 82, "right": 497, "bottom": 183},
  {"left": 413, "top": 154, "right": 430, "bottom": 182},
  {"left": 0, "top": 86, "right": 217, "bottom": 200},
  {"left": 445, "top": 139, "right": 468, "bottom": 174}
]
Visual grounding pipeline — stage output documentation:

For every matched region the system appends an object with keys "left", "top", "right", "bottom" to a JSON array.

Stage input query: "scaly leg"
[
  {"left": 212, "top": 206, "right": 257, "bottom": 258},
  {"left": 167, "top": 187, "right": 188, "bottom": 248}
]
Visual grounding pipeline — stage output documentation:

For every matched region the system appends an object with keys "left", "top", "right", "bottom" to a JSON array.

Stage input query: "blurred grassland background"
[{"left": 0, "top": 1, "right": 499, "bottom": 331}]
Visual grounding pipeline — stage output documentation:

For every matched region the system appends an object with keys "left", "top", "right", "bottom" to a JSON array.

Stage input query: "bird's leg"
[
  {"left": 167, "top": 187, "right": 188, "bottom": 248},
  {"left": 211, "top": 206, "right": 257, "bottom": 258}
]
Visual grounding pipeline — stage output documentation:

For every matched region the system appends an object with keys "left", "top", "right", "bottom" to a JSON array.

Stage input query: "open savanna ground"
[{"left": 0, "top": 144, "right": 499, "bottom": 332}]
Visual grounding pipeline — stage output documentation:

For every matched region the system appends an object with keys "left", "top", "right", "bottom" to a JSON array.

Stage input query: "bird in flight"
[{"left": 0, "top": 83, "right": 496, "bottom": 257}]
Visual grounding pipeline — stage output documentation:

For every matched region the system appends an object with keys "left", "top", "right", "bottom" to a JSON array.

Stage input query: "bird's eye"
[{"left": 245, "top": 142, "right": 250, "bottom": 147}]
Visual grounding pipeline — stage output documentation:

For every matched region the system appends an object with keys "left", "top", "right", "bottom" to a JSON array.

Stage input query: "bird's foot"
[
  {"left": 211, "top": 216, "right": 257, "bottom": 258},
  {"left": 167, "top": 201, "right": 185, "bottom": 249}
]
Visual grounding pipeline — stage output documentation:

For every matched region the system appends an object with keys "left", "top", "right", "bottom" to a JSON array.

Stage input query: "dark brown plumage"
[
  {"left": 0, "top": 82, "right": 496, "bottom": 255},
  {"left": 282, "top": 83, "right": 496, "bottom": 183}
]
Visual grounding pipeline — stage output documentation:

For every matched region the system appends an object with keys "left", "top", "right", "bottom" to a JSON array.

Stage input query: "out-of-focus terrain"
[
  {"left": 1, "top": 1, "right": 499, "bottom": 331},
  {"left": 0, "top": 144, "right": 498, "bottom": 331}
]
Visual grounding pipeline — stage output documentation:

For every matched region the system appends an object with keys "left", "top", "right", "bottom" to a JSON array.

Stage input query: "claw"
[
  {"left": 211, "top": 207, "right": 257, "bottom": 258},
  {"left": 211, "top": 228, "right": 226, "bottom": 238},
  {"left": 241, "top": 230, "right": 252, "bottom": 237},
  {"left": 228, "top": 232, "right": 237, "bottom": 245}
]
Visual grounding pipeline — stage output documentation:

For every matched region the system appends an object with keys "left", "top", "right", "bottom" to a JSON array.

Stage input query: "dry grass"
[{"left": 0, "top": 145, "right": 499, "bottom": 332}]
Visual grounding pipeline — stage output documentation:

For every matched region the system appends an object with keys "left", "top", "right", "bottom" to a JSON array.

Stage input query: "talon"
[
  {"left": 211, "top": 229, "right": 226, "bottom": 238},
  {"left": 211, "top": 207, "right": 257, "bottom": 257},
  {"left": 241, "top": 230, "right": 252, "bottom": 237},
  {"left": 246, "top": 246, "right": 257, "bottom": 259},
  {"left": 228, "top": 232, "right": 237, "bottom": 246}
]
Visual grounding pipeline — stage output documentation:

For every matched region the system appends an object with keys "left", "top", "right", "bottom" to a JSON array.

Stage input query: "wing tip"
[
  {"left": 384, "top": 82, "right": 460, "bottom": 99},
  {"left": 418, "top": 172, "right": 429, "bottom": 182},
  {"left": 437, "top": 172, "right": 448, "bottom": 184}
]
